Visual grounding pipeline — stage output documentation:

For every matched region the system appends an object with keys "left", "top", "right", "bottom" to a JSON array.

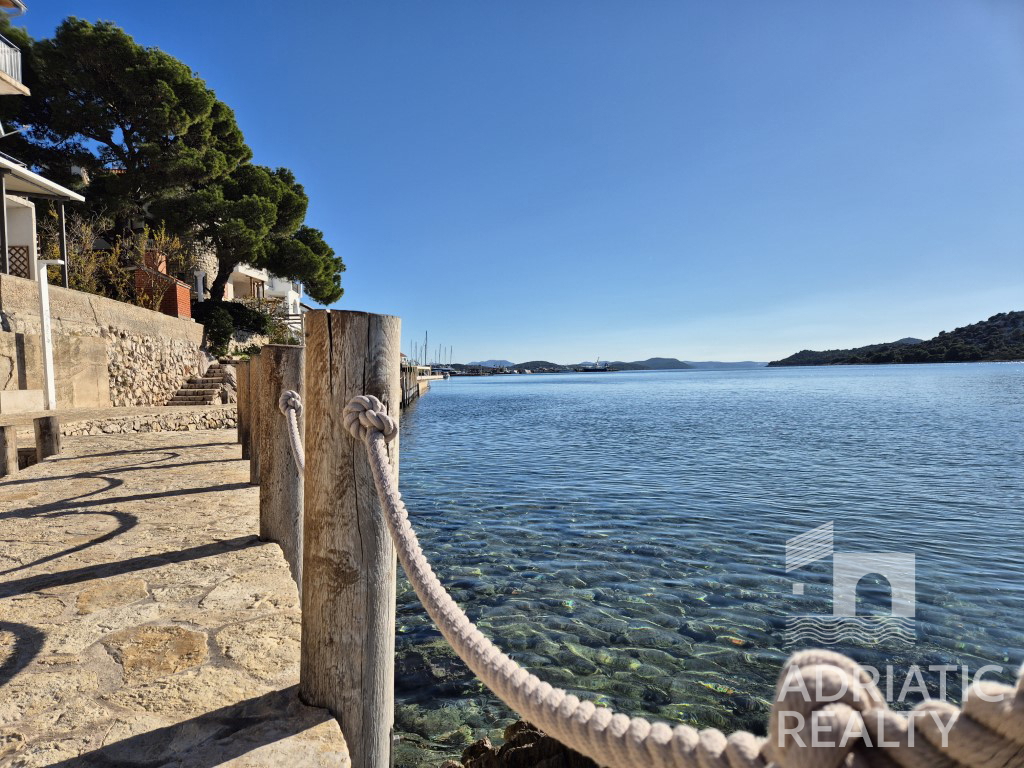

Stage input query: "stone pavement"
[{"left": 0, "top": 430, "right": 350, "bottom": 767}]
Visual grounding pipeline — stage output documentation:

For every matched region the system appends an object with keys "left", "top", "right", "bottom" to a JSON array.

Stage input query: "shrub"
[
  {"left": 204, "top": 306, "right": 235, "bottom": 357},
  {"left": 192, "top": 300, "right": 271, "bottom": 335},
  {"left": 232, "top": 344, "right": 262, "bottom": 359}
]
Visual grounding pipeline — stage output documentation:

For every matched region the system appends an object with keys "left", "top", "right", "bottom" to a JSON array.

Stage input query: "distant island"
[
  {"left": 464, "top": 358, "right": 767, "bottom": 372},
  {"left": 769, "top": 311, "right": 1024, "bottom": 367}
]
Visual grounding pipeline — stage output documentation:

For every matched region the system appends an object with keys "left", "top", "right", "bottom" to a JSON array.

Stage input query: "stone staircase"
[{"left": 166, "top": 362, "right": 228, "bottom": 406}]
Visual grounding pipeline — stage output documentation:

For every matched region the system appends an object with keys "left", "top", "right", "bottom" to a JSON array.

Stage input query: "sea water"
[{"left": 392, "top": 363, "right": 1024, "bottom": 765}]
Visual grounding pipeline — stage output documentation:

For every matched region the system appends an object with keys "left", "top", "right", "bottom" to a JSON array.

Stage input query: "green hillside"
[
  {"left": 769, "top": 311, "right": 1024, "bottom": 366},
  {"left": 516, "top": 361, "right": 569, "bottom": 370},
  {"left": 605, "top": 357, "right": 695, "bottom": 370}
]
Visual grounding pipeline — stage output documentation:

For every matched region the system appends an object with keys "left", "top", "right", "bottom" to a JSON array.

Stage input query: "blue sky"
[{"left": 18, "top": 2, "right": 1024, "bottom": 363}]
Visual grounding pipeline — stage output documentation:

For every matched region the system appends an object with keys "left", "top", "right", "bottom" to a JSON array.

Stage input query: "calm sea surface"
[{"left": 392, "top": 363, "right": 1024, "bottom": 765}]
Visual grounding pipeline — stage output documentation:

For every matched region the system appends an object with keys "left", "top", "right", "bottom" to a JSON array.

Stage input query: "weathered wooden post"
[
  {"left": 0, "top": 425, "right": 17, "bottom": 476},
  {"left": 237, "top": 359, "right": 251, "bottom": 458},
  {"left": 257, "top": 344, "right": 304, "bottom": 586},
  {"left": 300, "top": 310, "right": 401, "bottom": 768},
  {"left": 33, "top": 416, "right": 60, "bottom": 461},
  {"left": 249, "top": 351, "right": 263, "bottom": 485}
]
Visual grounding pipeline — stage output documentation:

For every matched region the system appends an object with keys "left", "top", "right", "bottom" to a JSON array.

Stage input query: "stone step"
[{"left": 164, "top": 364, "right": 231, "bottom": 407}]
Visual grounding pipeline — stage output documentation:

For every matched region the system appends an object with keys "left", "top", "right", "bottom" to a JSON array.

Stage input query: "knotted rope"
[
  {"left": 342, "top": 394, "right": 399, "bottom": 443},
  {"left": 278, "top": 389, "right": 305, "bottom": 473},
  {"left": 340, "top": 394, "right": 1024, "bottom": 768}
]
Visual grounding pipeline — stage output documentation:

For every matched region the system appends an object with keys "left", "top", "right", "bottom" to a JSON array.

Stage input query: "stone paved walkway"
[{"left": 0, "top": 430, "right": 350, "bottom": 767}]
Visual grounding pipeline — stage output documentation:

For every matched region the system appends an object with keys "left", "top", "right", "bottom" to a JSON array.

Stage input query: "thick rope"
[
  {"left": 343, "top": 394, "right": 1024, "bottom": 768},
  {"left": 278, "top": 389, "right": 305, "bottom": 473}
]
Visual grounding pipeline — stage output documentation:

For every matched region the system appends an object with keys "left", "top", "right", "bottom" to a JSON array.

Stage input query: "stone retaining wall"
[
  {"left": 0, "top": 273, "right": 207, "bottom": 408},
  {"left": 106, "top": 331, "right": 208, "bottom": 407},
  {"left": 60, "top": 406, "right": 236, "bottom": 436}
]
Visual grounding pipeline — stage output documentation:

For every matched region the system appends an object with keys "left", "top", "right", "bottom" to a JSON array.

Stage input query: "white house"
[
  {"left": 0, "top": 154, "right": 86, "bottom": 282},
  {"left": 0, "top": 2, "right": 87, "bottom": 285},
  {"left": 223, "top": 263, "right": 304, "bottom": 317},
  {"left": 0, "top": 0, "right": 92, "bottom": 417},
  {"left": 0, "top": 1, "right": 29, "bottom": 98}
]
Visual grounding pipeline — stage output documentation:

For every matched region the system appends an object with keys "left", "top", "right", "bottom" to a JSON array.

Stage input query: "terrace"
[{"left": 0, "top": 31, "right": 27, "bottom": 97}]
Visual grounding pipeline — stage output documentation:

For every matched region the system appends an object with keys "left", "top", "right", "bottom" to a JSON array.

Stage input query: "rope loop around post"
[
  {"left": 278, "top": 389, "right": 305, "bottom": 473},
  {"left": 342, "top": 394, "right": 398, "bottom": 443},
  {"left": 279, "top": 389, "right": 303, "bottom": 418}
]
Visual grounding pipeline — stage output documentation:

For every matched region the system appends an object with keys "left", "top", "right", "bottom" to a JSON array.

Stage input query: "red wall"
[
  {"left": 161, "top": 281, "right": 192, "bottom": 319},
  {"left": 133, "top": 270, "right": 192, "bottom": 319}
]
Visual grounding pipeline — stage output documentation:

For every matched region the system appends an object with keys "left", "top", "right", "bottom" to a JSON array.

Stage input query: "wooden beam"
[
  {"left": 249, "top": 352, "right": 262, "bottom": 485},
  {"left": 256, "top": 344, "right": 304, "bottom": 588},
  {"left": 300, "top": 309, "right": 400, "bottom": 768},
  {"left": 0, "top": 424, "right": 17, "bottom": 476},
  {"left": 237, "top": 359, "right": 250, "bottom": 457},
  {"left": 33, "top": 415, "right": 60, "bottom": 461}
]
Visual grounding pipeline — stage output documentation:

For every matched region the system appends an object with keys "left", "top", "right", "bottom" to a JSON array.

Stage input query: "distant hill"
[
  {"left": 464, "top": 357, "right": 768, "bottom": 371},
  {"left": 516, "top": 360, "right": 569, "bottom": 370},
  {"left": 685, "top": 361, "right": 768, "bottom": 370},
  {"left": 769, "top": 312, "right": 1024, "bottom": 367},
  {"left": 467, "top": 359, "right": 515, "bottom": 368},
  {"left": 601, "top": 357, "right": 695, "bottom": 370},
  {"left": 603, "top": 361, "right": 649, "bottom": 371}
]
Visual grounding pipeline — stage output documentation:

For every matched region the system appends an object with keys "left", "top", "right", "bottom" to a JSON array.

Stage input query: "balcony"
[{"left": 0, "top": 33, "right": 28, "bottom": 96}]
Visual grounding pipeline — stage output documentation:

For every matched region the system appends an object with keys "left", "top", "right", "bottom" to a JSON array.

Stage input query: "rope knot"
[
  {"left": 343, "top": 395, "right": 398, "bottom": 443},
  {"left": 278, "top": 389, "right": 303, "bottom": 417}
]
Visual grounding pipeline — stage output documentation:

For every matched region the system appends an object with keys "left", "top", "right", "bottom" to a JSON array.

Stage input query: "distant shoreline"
[{"left": 768, "top": 311, "right": 1023, "bottom": 367}]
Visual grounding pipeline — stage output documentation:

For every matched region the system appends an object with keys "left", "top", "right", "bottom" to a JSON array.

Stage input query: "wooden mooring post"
[
  {"left": 237, "top": 359, "right": 251, "bottom": 459},
  {"left": 256, "top": 344, "right": 304, "bottom": 586},
  {"left": 300, "top": 309, "right": 401, "bottom": 768},
  {"left": 0, "top": 425, "right": 16, "bottom": 476},
  {"left": 248, "top": 352, "right": 263, "bottom": 486},
  {"left": 33, "top": 416, "right": 60, "bottom": 461}
]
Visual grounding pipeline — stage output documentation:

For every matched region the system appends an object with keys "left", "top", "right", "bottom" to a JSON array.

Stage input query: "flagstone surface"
[{"left": 0, "top": 430, "right": 349, "bottom": 767}]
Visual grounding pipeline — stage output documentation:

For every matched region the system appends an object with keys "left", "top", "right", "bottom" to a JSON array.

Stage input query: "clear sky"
[{"left": 17, "top": 1, "right": 1024, "bottom": 363}]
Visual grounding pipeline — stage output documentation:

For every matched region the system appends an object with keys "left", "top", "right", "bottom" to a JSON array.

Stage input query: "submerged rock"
[{"left": 460, "top": 721, "right": 598, "bottom": 768}]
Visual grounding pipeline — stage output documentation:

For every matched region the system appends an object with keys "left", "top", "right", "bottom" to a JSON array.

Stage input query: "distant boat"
[{"left": 573, "top": 357, "right": 611, "bottom": 373}]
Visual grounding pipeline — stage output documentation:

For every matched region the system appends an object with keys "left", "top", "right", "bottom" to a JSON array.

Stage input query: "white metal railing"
[{"left": 0, "top": 34, "right": 22, "bottom": 84}]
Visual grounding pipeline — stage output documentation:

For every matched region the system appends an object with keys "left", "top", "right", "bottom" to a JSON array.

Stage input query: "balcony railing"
[{"left": 0, "top": 34, "right": 23, "bottom": 84}]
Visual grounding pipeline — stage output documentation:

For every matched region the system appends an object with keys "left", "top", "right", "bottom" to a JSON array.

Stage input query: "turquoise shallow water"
[{"left": 392, "top": 363, "right": 1024, "bottom": 764}]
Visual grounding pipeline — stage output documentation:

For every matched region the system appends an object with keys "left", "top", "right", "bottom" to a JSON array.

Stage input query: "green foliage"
[
  {"left": 192, "top": 300, "right": 271, "bottom": 335},
  {"left": 232, "top": 344, "right": 263, "bottom": 360},
  {"left": 769, "top": 312, "right": 1024, "bottom": 367},
  {"left": 157, "top": 164, "right": 344, "bottom": 304},
  {"left": 287, "top": 226, "right": 344, "bottom": 304},
  {"left": 0, "top": 15, "right": 346, "bottom": 307},
  {"left": 5, "top": 18, "right": 249, "bottom": 230},
  {"left": 36, "top": 208, "right": 118, "bottom": 296},
  {"left": 267, "top": 318, "right": 300, "bottom": 346},
  {"left": 204, "top": 306, "right": 235, "bottom": 358}
]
